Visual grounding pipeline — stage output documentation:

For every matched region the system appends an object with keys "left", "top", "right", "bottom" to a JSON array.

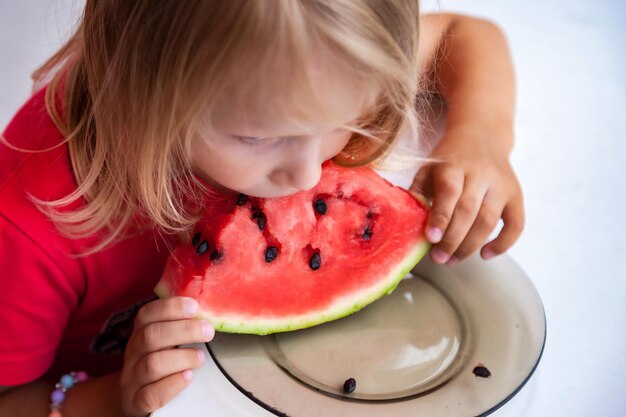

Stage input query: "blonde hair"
[{"left": 4, "top": 0, "right": 432, "bottom": 255}]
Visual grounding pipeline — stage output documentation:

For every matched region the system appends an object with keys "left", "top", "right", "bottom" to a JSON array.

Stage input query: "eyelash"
[
  {"left": 235, "top": 136, "right": 267, "bottom": 146},
  {"left": 234, "top": 127, "right": 346, "bottom": 146}
]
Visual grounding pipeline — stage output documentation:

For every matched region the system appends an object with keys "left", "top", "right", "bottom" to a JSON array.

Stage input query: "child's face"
[{"left": 190, "top": 63, "right": 371, "bottom": 199}]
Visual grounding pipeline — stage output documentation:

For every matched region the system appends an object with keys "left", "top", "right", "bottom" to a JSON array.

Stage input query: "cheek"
[
  {"left": 325, "top": 131, "right": 352, "bottom": 159},
  {"left": 190, "top": 137, "right": 268, "bottom": 189}
]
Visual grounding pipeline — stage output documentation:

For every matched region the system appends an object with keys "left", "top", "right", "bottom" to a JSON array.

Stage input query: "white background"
[{"left": 1, "top": 1, "right": 624, "bottom": 416}]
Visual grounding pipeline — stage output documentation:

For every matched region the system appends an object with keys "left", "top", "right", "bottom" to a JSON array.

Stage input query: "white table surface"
[{"left": 1, "top": 1, "right": 624, "bottom": 416}]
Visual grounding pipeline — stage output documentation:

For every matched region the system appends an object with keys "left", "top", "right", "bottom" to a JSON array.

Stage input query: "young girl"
[{"left": 0, "top": 1, "right": 523, "bottom": 416}]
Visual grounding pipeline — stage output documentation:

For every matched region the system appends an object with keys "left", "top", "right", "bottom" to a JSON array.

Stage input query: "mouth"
[
  {"left": 243, "top": 188, "right": 302, "bottom": 199},
  {"left": 214, "top": 182, "right": 298, "bottom": 198}
]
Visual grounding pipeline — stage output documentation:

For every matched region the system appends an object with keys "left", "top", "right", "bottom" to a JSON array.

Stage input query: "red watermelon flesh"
[{"left": 154, "top": 160, "right": 430, "bottom": 335}]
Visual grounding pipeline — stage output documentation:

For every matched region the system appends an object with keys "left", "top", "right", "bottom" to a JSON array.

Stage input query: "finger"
[
  {"left": 134, "top": 297, "right": 200, "bottom": 329},
  {"left": 411, "top": 164, "right": 434, "bottom": 198},
  {"left": 430, "top": 180, "right": 488, "bottom": 264},
  {"left": 449, "top": 191, "right": 504, "bottom": 262},
  {"left": 132, "top": 370, "right": 195, "bottom": 415},
  {"left": 481, "top": 195, "right": 525, "bottom": 259},
  {"left": 134, "top": 347, "right": 206, "bottom": 388},
  {"left": 424, "top": 166, "right": 465, "bottom": 244},
  {"left": 131, "top": 319, "right": 215, "bottom": 358}
]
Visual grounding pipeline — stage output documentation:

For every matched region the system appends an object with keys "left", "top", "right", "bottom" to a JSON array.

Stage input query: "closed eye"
[{"left": 234, "top": 135, "right": 268, "bottom": 146}]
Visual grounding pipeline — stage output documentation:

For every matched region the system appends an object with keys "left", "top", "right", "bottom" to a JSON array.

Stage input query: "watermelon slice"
[{"left": 154, "top": 160, "right": 430, "bottom": 335}]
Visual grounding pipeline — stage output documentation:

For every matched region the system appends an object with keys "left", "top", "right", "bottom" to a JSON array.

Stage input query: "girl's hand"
[
  {"left": 411, "top": 127, "right": 525, "bottom": 265},
  {"left": 118, "top": 297, "right": 214, "bottom": 417}
]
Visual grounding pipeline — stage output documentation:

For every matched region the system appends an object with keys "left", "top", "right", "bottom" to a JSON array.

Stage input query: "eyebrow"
[{"left": 226, "top": 116, "right": 361, "bottom": 139}]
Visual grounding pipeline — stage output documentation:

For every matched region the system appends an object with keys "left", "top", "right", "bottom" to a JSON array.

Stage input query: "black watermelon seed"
[
  {"left": 256, "top": 212, "right": 267, "bottom": 231},
  {"left": 309, "top": 253, "right": 321, "bottom": 270},
  {"left": 314, "top": 198, "right": 327, "bottom": 215},
  {"left": 343, "top": 378, "right": 356, "bottom": 393},
  {"left": 197, "top": 240, "right": 209, "bottom": 255},
  {"left": 363, "top": 225, "right": 372, "bottom": 240},
  {"left": 236, "top": 194, "right": 249, "bottom": 206},
  {"left": 265, "top": 246, "right": 279, "bottom": 263},
  {"left": 473, "top": 365, "right": 491, "bottom": 378},
  {"left": 191, "top": 232, "right": 201, "bottom": 247},
  {"left": 210, "top": 250, "right": 222, "bottom": 261},
  {"left": 366, "top": 211, "right": 373, "bottom": 219}
]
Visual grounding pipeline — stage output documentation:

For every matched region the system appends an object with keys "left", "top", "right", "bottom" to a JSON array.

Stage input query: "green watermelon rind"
[{"left": 154, "top": 240, "right": 431, "bottom": 336}]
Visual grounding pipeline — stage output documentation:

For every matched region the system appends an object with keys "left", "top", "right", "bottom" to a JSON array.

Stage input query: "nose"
[
  {"left": 271, "top": 139, "right": 324, "bottom": 191},
  {"left": 288, "top": 160, "right": 322, "bottom": 191},
  {"left": 271, "top": 154, "right": 322, "bottom": 191}
]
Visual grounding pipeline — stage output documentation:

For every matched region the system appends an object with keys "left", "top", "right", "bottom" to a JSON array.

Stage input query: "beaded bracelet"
[{"left": 48, "top": 371, "right": 89, "bottom": 417}]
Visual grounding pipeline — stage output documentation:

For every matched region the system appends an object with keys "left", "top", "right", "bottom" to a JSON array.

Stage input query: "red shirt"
[{"left": 0, "top": 88, "right": 188, "bottom": 385}]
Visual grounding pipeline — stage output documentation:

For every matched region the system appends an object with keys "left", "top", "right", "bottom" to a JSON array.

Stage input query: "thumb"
[{"left": 410, "top": 164, "right": 434, "bottom": 199}]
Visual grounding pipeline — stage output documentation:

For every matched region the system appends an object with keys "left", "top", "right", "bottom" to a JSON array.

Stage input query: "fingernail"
[
  {"left": 197, "top": 349, "right": 206, "bottom": 364},
  {"left": 446, "top": 256, "right": 460, "bottom": 266},
  {"left": 426, "top": 227, "right": 443, "bottom": 243},
  {"left": 184, "top": 298, "right": 199, "bottom": 316},
  {"left": 431, "top": 248, "right": 449, "bottom": 264},
  {"left": 483, "top": 250, "right": 496, "bottom": 260},
  {"left": 182, "top": 369, "right": 193, "bottom": 382},
  {"left": 202, "top": 321, "right": 214, "bottom": 340}
]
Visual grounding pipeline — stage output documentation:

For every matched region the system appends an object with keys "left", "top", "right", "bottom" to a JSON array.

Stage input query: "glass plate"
[{"left": 207, "top": 253, "right": 546, "bottom": 416}]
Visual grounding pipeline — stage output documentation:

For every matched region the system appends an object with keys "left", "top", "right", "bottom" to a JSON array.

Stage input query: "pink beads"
[{"left": 48, "top": 411, "right": 62, "bottom": 417}]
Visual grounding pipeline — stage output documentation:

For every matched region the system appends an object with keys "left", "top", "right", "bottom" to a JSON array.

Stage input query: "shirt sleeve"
[{"left": 0, "top": 214, "right": 77, "bottom": 386}]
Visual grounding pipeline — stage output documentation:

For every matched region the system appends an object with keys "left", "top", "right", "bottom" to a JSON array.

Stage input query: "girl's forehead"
[{"left": 208, "top": 52, "right": 378, "bottom": 137}]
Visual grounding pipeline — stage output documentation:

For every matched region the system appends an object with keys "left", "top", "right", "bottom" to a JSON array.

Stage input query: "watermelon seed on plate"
[
  {"left": 343, "top": 378, "right": 356, "bottom": 393},
  {"left": 309, "top": 252, "right": 321, "bottom": 270},
  {"left": 210, "top": 250, "right": 222, "bottom": 261},
  {"left": 191, "top": 232, "right": 201, "bottom": 246},
  {"left": 473, "top": 364, "right": 491, "bottom": 378},
  {"left": 314, "top": 198, "right": 327, "bottom": 215},
  {"left": 265, "top": 246, "right": 279, "bottom": 263},
  {"left": 197, "top": 240, "right": 209, "bottom": 255},
  {"left": 236, "top": 194, "right": 249, "bottom": 206}
]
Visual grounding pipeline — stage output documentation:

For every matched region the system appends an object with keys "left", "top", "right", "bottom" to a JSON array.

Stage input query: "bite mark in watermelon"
[{"left": 154, "top": 160, "right": 430, "bottom": 335}]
